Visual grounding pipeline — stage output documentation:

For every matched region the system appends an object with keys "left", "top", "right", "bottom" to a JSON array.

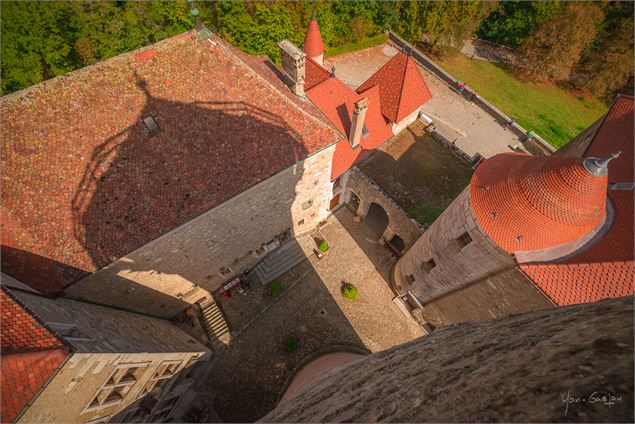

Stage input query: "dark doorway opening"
[
  {"left": 365, "top": 202, "right": 389, "bottom": 237},
  {"left": 387, "top": 234, "right": 406, "bottom": 256},
  {"left": 347, "top": 191, "right": 360, "bottom": 214}
]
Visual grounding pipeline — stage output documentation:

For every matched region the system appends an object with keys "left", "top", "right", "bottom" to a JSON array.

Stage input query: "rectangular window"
[
  {"left": 421, "top": 258, "right": 437, "bottom": 273},
  {"left": 361, "top": 124, "right": 369, "bottom": 136},
  {"left": 457, "top": 232, "right": 472, "bottom": 247},
  {"left": 219, "top": 266, "right": 232, "bottom": 277},
  {"left": 85, "top": 364, "right": 148, "bottom": 412},
  {"left": 141, "top": 360, "right": 182, "bottom": 396},
  {"left": 142, "top": 116, "right": 159, "bottom": 136},
  {"left": 405, "top": 274, "right": 415, "bottom": 284},
  {"left": 301, "top": 199, "right": 313, "bottom": 210}
]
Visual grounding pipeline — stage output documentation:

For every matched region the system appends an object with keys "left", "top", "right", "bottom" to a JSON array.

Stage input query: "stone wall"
[
  {"left": 417, "top": 266, "right": 554, "bottom": 327},
  {"left": 345, "top": 168, "right": 424, "bottom": 249},
  {"left": 13, "top": 291, "right": 210, "bottom": 424},
  {"left": 65, "top": 144, "right": 337, "bottom": 318},
  {"left": 394, "top": 187, "right": 515, "bottom": 301},
  {"left": 390, "top": 107, "right": 422, "bottom": 136},
  {"left": 387, "top": 31, "right": 556, "bottom": 155},
  {"left": 261, "top": 296, "right": 634, "bottom": 423}
]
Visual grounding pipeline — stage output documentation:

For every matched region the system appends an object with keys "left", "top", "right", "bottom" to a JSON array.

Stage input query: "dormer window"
[{"left": 142, "top": 116, "right": 159, "bottom": 136}]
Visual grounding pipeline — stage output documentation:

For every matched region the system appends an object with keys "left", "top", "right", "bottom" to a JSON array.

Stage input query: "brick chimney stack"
[
  {"left": 349, "top": 98, "right": 368, "bottom": 148},
  {"left": 278, "top": 40, "right": 306, "bottom": 97}
]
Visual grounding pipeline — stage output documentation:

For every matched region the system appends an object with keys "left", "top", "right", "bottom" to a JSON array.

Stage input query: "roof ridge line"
[
  {"left": 394, "top": 54, "right": 410, "bottom": 123},
  {"left": 211, "top": 37, "right": 341, "bottom": 139}
]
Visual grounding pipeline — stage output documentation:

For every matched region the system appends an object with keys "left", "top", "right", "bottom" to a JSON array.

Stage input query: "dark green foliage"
[
  {"left": 266, "top": 281, "right": 282, "bottom": 295},
  {"left": 341, "top": 283, "right": 358, "bottom": 301},
  {"left": 477, "top": 1, "right": 563, "bottom": 48},
  {"left": 1, "top": 0, "right": 630, "bottom": 99},
  {"left": 282, "top": 336, "right": 299, "bottom": 352}
]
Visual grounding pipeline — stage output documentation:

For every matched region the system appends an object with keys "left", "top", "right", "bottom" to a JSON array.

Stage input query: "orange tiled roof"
[
  {"left": 585, "top": 95, "right": 634, "bottom": 183},
  {"left": 303, "top": 16, "right": 324, "bottom": 58},
  {"left": 1, "top": 288, "right": 69, "bottom": 422},
  {"left": 0, "top": 32, "right": 341, "bottom": 293},
  {"left": 469, "top": 154, "right": 607, "bottom": 253},
  {"left": 519, "top": 191, "right": 634, "bottom": 305},
  {"left": 305, "top": 75, "right": 393, "bottom": 179},
  {"left": 518, "top": 95, "right": 635, "bottom": 306},
  {"left": 305, "top": 56, "right": 331, "bottom": 91},
  {"left": 357, "top": 52, "right": 432, "bottom": 123}
]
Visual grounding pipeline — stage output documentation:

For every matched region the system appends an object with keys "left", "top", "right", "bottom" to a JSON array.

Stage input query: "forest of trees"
[{"left": 1, "top": 1, "right": 633, "bottom": 99}]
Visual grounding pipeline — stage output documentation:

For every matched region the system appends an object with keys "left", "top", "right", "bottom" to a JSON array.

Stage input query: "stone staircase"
[
  {"left": 197, "top": 297, "right": 230, "bottom": 348},
  {"left": 248, "top": 235, "right": 314, "bottom": 285}
]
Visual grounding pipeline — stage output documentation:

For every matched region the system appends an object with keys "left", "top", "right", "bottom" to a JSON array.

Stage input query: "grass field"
[
  {"left": 435, "top": 52, "right": 608, "bottom": 148},
  {"left": 359, "top": 122, "right": 473, "bottom": 225},
  {"left": 326, "top": 33, "right": 388, "bottom": 57}
]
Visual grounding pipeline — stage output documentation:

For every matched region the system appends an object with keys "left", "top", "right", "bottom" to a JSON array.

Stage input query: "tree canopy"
[{"left": 1, "top": 1, "right": 632, "bottom": 99}]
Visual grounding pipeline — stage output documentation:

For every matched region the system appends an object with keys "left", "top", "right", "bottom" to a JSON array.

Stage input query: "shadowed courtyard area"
[
  {"left": 201, "top": 208, "right": 423, "bottom": 422},
  {"left": 359, "top": 121, "right": 473, "bottom": 225}
]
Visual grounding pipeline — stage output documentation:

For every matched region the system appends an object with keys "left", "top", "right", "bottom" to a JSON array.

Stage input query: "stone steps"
[
  {"left": 198, "top": 297, "right": 230, "bottom": 348},
  {"left": 249, "top": 235, "right": 314, "bottom": 285}
]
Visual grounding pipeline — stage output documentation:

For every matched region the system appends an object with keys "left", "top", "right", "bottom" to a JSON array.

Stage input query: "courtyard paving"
[
  {"left": 205, "top": 208, "right": 423, "bottom": 422},
  {"left": 326, "top": 43, "right": 523, "bottom": 158}
]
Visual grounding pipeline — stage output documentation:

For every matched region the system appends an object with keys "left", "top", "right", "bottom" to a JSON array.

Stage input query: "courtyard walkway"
[
  {"left": 205, "top": 208, "right": 423, "bottom": 422},
  {"left": 326, "top": 43, "right": 523, "bottom": 158}
]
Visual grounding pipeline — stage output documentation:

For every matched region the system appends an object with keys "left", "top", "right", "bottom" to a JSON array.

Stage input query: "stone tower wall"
[{"left": 394, "top": 187, "right": 514, "bottom": 301}]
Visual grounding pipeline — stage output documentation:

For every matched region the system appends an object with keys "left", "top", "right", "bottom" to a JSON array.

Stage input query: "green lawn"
[
  {"left": 435, "top": 52, "right": 608, "bottom": 148},
  {"left": 326, "top": 33, "right": 387, "bottom": 57}
]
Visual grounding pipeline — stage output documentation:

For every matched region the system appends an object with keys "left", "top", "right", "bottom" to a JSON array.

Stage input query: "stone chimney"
[
  {"left": 349, "top": 98, "right": 369, "bottom": 148},
  {"left": 278, "top": 40, "right": 306, "bottom": 97}
]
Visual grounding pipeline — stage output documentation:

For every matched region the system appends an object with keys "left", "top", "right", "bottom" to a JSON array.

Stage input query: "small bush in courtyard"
[
  {"left": 318, "top": 240, "right": 329, "bottom": 252},
  {"left": 266, "top": 281, "right": 282, "bottom": 295},
  {"left": 341, "top": 283, "right": 358, "bottom": 301},
  {"left": 283, "top": 336, "right": 299, "bottom": 352}
]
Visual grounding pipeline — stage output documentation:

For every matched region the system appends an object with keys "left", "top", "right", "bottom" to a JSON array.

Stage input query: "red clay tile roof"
[
  {"left": 518, "top": 95, "right": 635, "bottom": 306},
  {"left": 305, "top": 57, "right": 332, "bottom": 91},
  {"left": 584, "top": 95, "right": 634, "bottom": 183},
  {"left": 357, "top": 52, "right": 432, "bottom": 123},
  {"left": 520, "top": 190, "right": 634, "bottom": 306},
  {"left": 303, "top": 17, "right": 324, "bottom": 58},
  {"left": 1, "top": 287, "right": 69, "bottom": 422},
  {"left": 470, "top": 153, "right": 607, "bottom": 253},
  {"left": 0, "top": 32, "right": 341, "bottom": 293},
  {"left": 305, "top": 76, "right": 393, "bottom": 179}
]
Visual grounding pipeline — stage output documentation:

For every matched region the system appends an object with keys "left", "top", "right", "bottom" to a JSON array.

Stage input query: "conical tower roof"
[
  {"left": 303, "top": 15, "right": 324, "bottom": 58},
  {"left": 469, "top": 153, "right": 610, "bottom": 253}
]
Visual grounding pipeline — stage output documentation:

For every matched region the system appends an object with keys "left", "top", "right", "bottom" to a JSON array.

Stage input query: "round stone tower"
[
  {"left": 393, "top": 152, "right": 615, "bottom": 303},
  {"left": 303, "top": 13, "right": 324, "bottom": 66}
]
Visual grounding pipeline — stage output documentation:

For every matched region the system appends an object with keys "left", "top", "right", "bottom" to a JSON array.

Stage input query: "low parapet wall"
[{"left": 387, "top": 31, "right": 556, "bottom": 156}]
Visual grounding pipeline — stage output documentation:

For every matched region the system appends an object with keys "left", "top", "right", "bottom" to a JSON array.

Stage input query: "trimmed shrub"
[
  {"left": 341, "top": 283, "right": 359, "bottom": 301},
  {"left": 318, "top": 241, "right": 329, "bottom": 252},
  {"left": 283, "top": 336, "right": 299, "bottom": 352},
  {"left": 266, "top": 281, "right": 282, "bottom": 295}
]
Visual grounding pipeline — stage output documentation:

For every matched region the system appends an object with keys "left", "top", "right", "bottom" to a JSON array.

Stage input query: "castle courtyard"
[{"left": 205, "top": 207, "right": 423, "bottom": 422}]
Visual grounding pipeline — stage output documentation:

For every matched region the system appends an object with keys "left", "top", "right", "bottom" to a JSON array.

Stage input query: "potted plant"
[
  {"left": 266, "top": 281, "right": 282, "bottom": 295},
  {"left": 341, "top": 282, "right": 358, "bottom": 301}
]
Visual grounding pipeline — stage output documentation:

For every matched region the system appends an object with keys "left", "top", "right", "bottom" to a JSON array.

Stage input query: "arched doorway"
[
  {"left": 365, "top": 202, "right": 389, "bottom": 237},
  {"left": 387, "top": 234, "right": 406, "bottom": 255}
]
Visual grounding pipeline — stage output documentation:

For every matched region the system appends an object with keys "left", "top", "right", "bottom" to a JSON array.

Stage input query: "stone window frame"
[
  {"left": 421, "top": 258, "right": 437, "bottom": 273},
  {"left": 141, "top": 360, "right": 183, "bottom": 397},
  {"left": 457, "top": 231, "right": 473, "bottom": 248},
  {"left": 84, "top": 362, "right": 149, "bottom": 413},
  {"left": 301, "top": 199, "right": 313, "bottom": 210},
  {"left": 219, "top": 266, "right": 232, "bottom": 277}
]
